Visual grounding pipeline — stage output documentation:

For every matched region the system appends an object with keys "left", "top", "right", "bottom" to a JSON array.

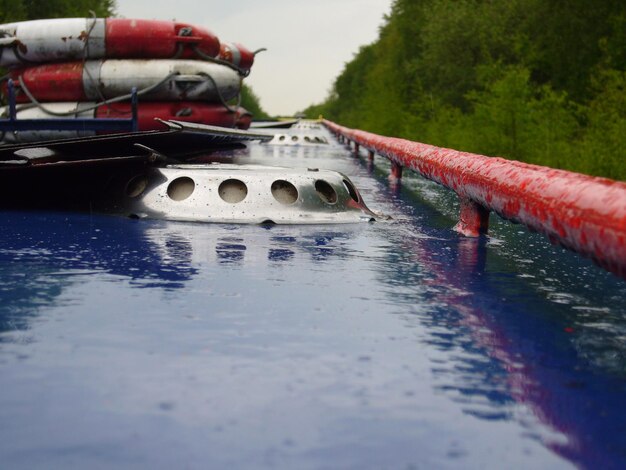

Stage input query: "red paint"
[
  {"left": 235, "top": 107, "right": 252, "bottom": 130},
  {"left": 324, "top": 120, "right": 626, "bottom": 279},
  {"left": 105, "top": 19, "right": 220, "bottom": 59},
  {"left": 96, "top": 102, "right": 236, "bottom": 132},
  {"left": 6, "top": 62, "right": 86, "bottom": 102},
  {"left": 454, "top": 198, "right": 490, "bottom": 237},
  {"left": 219, "top": 42, "right": 255, "bottom": 73},
  {"left": 390, "top": 161, "right": 403, "bottom": 180},
  {"left": 5, "top": 59, "right": 240, "bottom": 104}
]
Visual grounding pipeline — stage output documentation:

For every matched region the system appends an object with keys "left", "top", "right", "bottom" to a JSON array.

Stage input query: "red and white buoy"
[
  {"left": 6, "top": 59, "right": 241, "bottom": 103},
  {"left": 0, "top": 18, "right": 221, "bottom": 66},
  {"left": 219, "top": 42, "right": 258, "bottom": 74},
  {"left": 1, "top": 101, "right": 237, "bottom": 142},
  {"left": 235, "top": 107, "right": 253, "bottom": 130}
]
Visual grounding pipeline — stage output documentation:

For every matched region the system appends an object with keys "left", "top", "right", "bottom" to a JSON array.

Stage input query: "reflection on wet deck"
[{"left": 0, "top": 126, "right": 624, "bottom": 468}]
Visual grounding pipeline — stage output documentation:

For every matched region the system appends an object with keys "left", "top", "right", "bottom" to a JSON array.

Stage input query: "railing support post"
[
  {"left": 454, "top": 198, "right": 490, "bottom": 237},
  {"left": 390, "top": 162, "right": 403, "bottom": 180},
  {"left": 354, "top": 143, "right": 360, "bottom": 156},
  {"left": 368, "top": 150, "right": 375, "bottom": 163}
]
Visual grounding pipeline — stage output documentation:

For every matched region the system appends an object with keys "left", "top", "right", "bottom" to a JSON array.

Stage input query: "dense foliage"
[
  {"left": 0, "top": 0, "right": 116, "bottom": 22},
  {"left": 304, "top": 0, "right": 625, "bottom": 180},
  {"left": 240, "top": 84, "right": 271, "bottom": 120}
]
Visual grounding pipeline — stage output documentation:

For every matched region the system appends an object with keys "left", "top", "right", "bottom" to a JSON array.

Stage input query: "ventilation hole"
[
  {"left": 260, "top": 219, "right": 276, "bottom": 225},
  {"left": 219, "top": 178, "right": 248, "bottom": 203},
  {"left": 291, "top": 135, "right": 298, "bottom": 142},
  {"left": 304, "top": 136, "right": 311, "bottom": 142},
  {"left": 279, "top": 135, "right": 285, "bottom": 141},
  {"left": 271, "top": 180, "right": 298, "bottom": 205},
  {"left": 125, "top": 174, "right": 148, "bottom": 198},
  {"left": 315, "top": 179, "right": 337, "bottom": 204},
  {"left": 167, "top": 176, "right": 195, "bottom": 201},
  {"left": 343, "top": 179, "right": 360, "bottom": 202}
]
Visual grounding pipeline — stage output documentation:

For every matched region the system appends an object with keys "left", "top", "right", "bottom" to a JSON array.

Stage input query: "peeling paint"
[{"left": 324, "top": 120, "right": 626, "bottom": 279}]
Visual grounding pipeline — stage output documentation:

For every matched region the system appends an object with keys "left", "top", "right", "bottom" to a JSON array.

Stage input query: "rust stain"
[{"left": 16, "top": 40, "right": 27, "bottom": 54}]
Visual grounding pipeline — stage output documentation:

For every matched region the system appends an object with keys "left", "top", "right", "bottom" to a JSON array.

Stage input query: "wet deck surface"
[{"left": 1, "top": 127, "right": 625, "bottom": 469}]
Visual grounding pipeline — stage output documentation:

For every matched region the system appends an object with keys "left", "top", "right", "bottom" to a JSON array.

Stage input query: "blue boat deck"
[{"left": 1, "top": 127, "right": 625, "bottom": 468}]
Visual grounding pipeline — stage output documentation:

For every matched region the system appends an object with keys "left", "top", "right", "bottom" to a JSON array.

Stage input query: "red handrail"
[{"left": 324, "top": 120, "right": 626, "bottom": 280}]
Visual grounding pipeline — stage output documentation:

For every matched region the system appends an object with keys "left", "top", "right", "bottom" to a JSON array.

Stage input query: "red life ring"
[
  {"left": 105, "top": 19, "right": 219, "bottom": 60},
  {"left": 6, "top": 59, "right": 241, "bottom": 103},
  {"left": 219, "top": 42, "right": 256, "bottom": 73},
  {"left": 235, "top": 107, "right": 253, "bottom": 130},
  {"left": 95, "top": 101, "right": 237, "bottom": 132},
  {"left": 0, "top": 18, "right": 220, "bottom": 66},
  {"left": 2, "top": 101, "right": 237, "bottom": 142}
]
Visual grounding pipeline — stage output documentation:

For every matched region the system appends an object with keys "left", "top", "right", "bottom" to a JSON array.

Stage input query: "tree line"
[
  {"left": 303, "top": 0, "right": 625, "bottom": 180},
  {"left": 0, "top": 0, "right": 116, "bottom": 22}
]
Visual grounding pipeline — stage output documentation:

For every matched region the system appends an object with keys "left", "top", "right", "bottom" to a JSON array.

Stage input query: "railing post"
[
  {"left": 130, "top": 87, "right": 139, "bottom": 132},
  {"left": 353, "top": 143, "right": 360, "bottom": 156},
  {"left": 8, "top": 79, "right": 17, "bottom": 121},
  {"left": 453, "top": 198, "right": 490, "bottom": 237},
  {"left": 367, "top": 150, "right": 375, "bottom": 173},
  {"left": 390, "top": 162, "right": 403, "bottom": 180}
]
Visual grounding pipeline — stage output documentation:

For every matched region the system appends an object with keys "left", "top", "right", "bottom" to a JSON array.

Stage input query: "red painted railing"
[{"left": 324, "top": 120, "right": 626, "bottom": 280}]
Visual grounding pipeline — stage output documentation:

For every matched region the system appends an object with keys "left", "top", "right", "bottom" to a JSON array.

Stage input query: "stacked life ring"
[{"left": 0, "top": 17, "right": 261, "bottom": 142}]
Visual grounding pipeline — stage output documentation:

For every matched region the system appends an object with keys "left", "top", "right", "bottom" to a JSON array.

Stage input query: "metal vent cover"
[{"left": 107, "top": 164, "right": 376, "bottom": 224}]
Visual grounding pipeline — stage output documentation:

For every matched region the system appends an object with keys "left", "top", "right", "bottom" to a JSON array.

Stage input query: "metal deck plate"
[{"left": 0, "top": 125, "right": 625, "bottom": 469}]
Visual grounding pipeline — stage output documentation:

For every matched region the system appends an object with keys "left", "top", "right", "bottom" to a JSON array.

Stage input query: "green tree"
[
  {"left": 312, "top": 0, "right": 625, "bottom": 180},
  {"left": 239, "top": 83, "right": 271, "bottom": 120},
  {"left": 579, "top": 70, "right": 626, "bottom": 180},
  {"left": 1, "top": 0, "right": 116, "bottom": 22}
]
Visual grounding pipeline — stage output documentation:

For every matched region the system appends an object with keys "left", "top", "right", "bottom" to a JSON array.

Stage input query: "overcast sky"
[{"left": 116, "top": 0, "right": 393, "bottom": 116}]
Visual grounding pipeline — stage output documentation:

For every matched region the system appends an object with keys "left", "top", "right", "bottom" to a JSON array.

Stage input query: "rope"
[
  {"left": 171, "top": 42, "right": 185, "bottom": 60},
  {"left": 15, "top": 70, "right": 240, "bottom": 116},
  {"left": 11, "top": 41, "right": 36, "bottom": 66},
  {"left": 196, "top": 72, "right": 240, "bottom": 113},
  {"left": 84, "top": 11, "right": 98, "bottom": 59},
  {"left": 191, "top": 45, "right": 249, "bottom": 77},
  {"left": 16, "top": 72, "right": 179, "bottom": 116},
  {"left": 82, "top": 11, "right": 110, "bottom": 108},
  {"left": 172, "top": 27, "right": 249, "bottom": 76},
  {"left": 0, "top": 29, "right": 31, "bottom": 65}
]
